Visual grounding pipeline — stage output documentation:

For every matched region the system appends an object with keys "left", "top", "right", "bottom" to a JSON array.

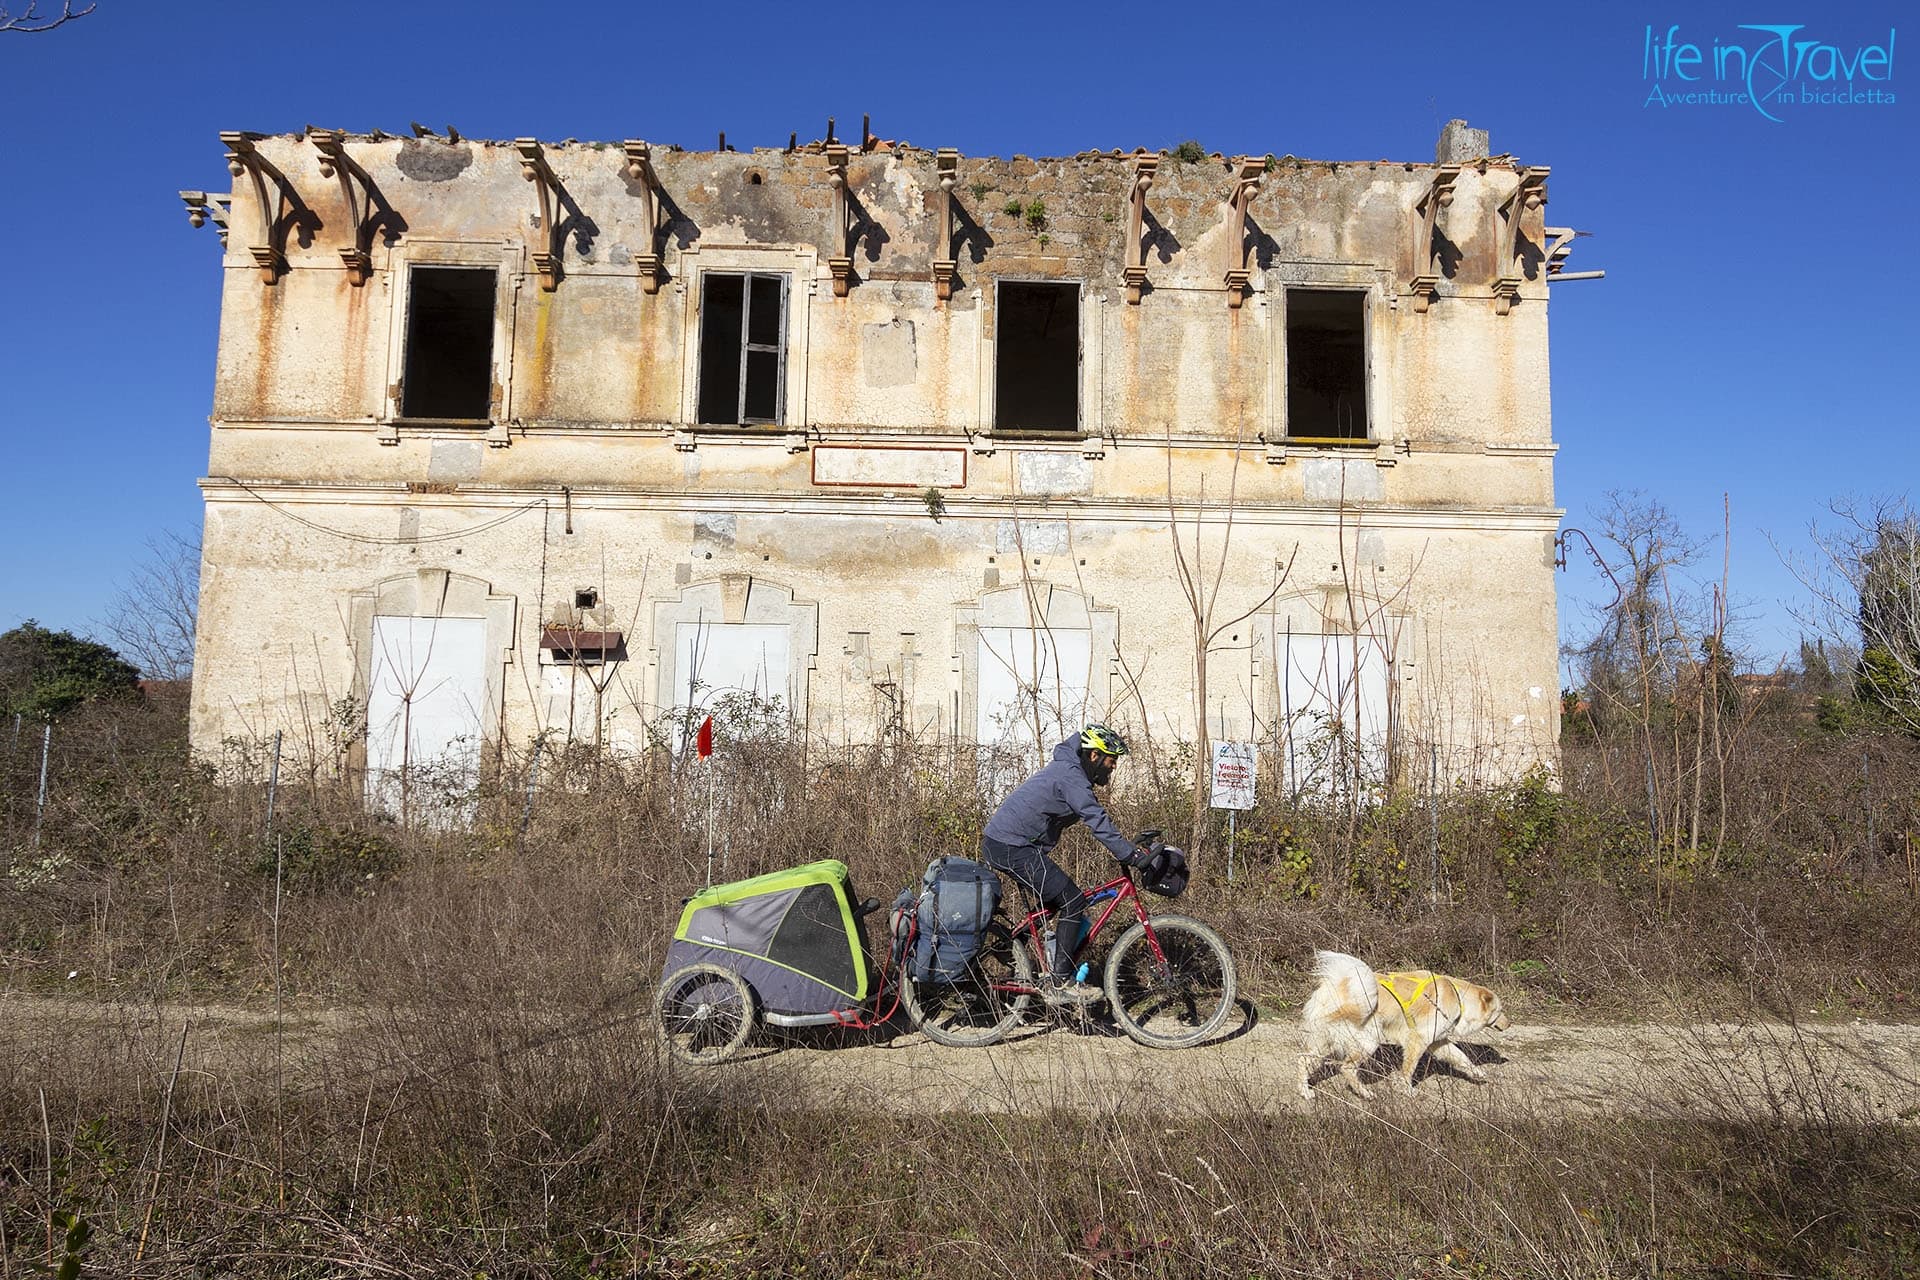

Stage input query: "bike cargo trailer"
[{"left": 662, "top": 859, "right": 874, "bottom": 1027}]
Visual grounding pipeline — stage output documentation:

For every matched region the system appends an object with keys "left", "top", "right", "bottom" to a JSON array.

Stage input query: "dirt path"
[
  {"left": 751, "top": 1012, "right": 1920, "bottom": 1120},
  {"left": 8, "top": 993, "right": 1918, "bottom": 1121}
]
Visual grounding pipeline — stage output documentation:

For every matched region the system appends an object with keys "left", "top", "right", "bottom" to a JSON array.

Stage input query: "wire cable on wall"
[{"left": 216, "top": 477, "right": 548, "bottom": 546}]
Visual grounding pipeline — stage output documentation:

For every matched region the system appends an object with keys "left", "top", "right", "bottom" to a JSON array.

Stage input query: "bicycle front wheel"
[
  {"left": 1103, "top": 915, "right": 1237, "bottom": 1049},
  {"left": 901, "top": 920, "right": 1035, "bottom": 1047}
]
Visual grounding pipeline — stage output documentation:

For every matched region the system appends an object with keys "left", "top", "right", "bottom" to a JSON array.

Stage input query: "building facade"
[{"left": 183, "top": 119, "right": 1574, "bottom": 801}]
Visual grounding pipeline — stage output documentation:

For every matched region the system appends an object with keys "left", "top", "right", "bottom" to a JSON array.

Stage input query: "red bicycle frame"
[{"left": 1004, "top": 867, "right": 1167, "bottom": 986}]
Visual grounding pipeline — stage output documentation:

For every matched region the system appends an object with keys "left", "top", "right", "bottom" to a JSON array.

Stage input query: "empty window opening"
[
  {"left": 697, "top": 272, "right": 787, "bottom": 425},
  {"left": 995, "top": 281, "right": 1079, "bottom": 432},
  {"left": 402, "top": 266, "right": 496, "bottom": 421},
  {"left": 1285, "top": 289, "right": 1369, "bottom": 440}
]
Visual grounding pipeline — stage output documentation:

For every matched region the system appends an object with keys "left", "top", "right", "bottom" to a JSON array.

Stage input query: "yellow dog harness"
[{"left": 1377, "top": 971, "right": 1462, "bottom": 1037}]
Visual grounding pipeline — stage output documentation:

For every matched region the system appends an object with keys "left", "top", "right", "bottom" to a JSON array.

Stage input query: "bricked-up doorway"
[
  {"left": 995, "top": 281, "right": 1080, "bottom": 432},
  {"left": 400, "top": 266, "right": 497, "bottom": 421},
  {"left": 1285, "top": 288, "right": 1370, "bottom": 440},
  {"left": 697, "top": 272, "right": 788, "bottom": 425}
]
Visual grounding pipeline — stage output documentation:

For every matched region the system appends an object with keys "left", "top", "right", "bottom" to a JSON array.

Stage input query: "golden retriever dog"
[{"left": 1297, "top": 950, "right": 1511, "bottom": 1099}]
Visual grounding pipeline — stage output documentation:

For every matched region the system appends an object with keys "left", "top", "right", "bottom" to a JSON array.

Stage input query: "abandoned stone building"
[{"left": 181, "top": 117, "right": 1582, "bottom": 807}]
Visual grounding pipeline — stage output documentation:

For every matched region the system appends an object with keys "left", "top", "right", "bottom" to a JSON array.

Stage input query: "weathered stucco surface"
[{"left": 187, "top": 123, "right": 1568, "bottom": 786}]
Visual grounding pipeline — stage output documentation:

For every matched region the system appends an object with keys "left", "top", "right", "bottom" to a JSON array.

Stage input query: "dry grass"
[{"left": 4, "top": 697, "right": 1920, "bottom": 1275}]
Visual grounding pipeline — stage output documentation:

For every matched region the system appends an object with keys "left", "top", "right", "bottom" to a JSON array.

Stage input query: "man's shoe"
[{"left": 1039, "top": 977, "right": 1102, "bottom": 1008}]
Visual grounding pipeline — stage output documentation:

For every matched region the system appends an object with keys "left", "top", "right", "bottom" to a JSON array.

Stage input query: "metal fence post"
[
  {"left": 1429, "top": 744, "right": 1440, "bottom": 907},
  {"left": 32, "top": 722, "right": 52, "bottom": 851},
  {"left": 517, "top": 740, "right": 543, "bottom": 854},
  {"left": 262, "top": 730, "right": 283, "bottom": 850},
  {"left": 1863, "top": 751, "right": 1874, "bottom": 873}
]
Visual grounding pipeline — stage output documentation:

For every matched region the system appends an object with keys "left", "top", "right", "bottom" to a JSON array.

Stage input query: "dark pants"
[{"left": 980, "top": 835, "right": 1084, "bottom": 981}]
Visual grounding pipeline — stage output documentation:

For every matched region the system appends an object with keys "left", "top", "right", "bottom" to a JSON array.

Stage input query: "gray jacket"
[{"left": 982, "top": 737, "right": 1135, "bottom": 861}]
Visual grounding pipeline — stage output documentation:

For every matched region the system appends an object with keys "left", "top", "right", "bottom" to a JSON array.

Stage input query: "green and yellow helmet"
[{"left": 1080, "top": 723, "right": 1130, "bottom": 757}]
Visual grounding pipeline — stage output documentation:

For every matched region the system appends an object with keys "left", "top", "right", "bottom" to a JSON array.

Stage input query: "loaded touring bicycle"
[{"left": 654, "top": 834, "right": 1238, "bottom": 1064}]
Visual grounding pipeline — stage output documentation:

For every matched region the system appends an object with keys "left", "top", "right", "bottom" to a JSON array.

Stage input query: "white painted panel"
[
  {"left": 977, "top": 627, "right": 1092, "bottom": 760},
  {"left": 812, "top": 445, "right": 965, "bottom": 488},
  {"left": 365, "top": 616, "right": 486, "bottom": 819},
  {"left": 675, "top": 622, "right": 791, "bottom": 711},
  {"left": 1277, "top": 631, "right": 1389, "bottom": 796}
]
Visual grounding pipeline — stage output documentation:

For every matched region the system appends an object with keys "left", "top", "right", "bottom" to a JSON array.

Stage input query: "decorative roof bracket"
[
  {"left": 1123, "top": 151, "right": 1157, "bottom": 305},
  {"left": 621, "top": 140, "right": 669, "bottom": 294},
  {"left": 219, "top": 132, "right": 291, "bottom": 284},
  {"left": 1408, "top": 163, "right": 1460, "bottom": 313},
  {"left": 309, "top": 130, "right": 384, "bottom": 286},
  {"left": 933, "top": 148, "right": 960, "bottom": 303},
  {"left": 1492, "top": 166, "right": 1549, "bottom": 315},
  {"left": 1223, "top": 156, "right": 1264, "bottom": 308},
  {"left": 178, "top": 190, "right": 231, "bottom": 246},
  {"left": 825, "top": 143, "right": 855, "bottom": 297},
  {"left": 515, "top": 137, "right": 564, "bottom": 290}
]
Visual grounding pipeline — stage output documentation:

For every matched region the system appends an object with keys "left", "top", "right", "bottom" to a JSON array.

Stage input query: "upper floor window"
[
  {"left": 697, "top": 272, "right": 788, "bottom": 426},
  {"left": 401, "top": 266, "right": 496, "bottom": 422},
  {"left": 1285, "top": 288, "right": 1369, "bottom": 440},
  {"left": 995, "top": 281, "right": 1080, "bottom": 433}
]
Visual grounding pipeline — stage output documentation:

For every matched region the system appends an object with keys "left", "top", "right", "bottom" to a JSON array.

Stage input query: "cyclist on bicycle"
[{"left": 980, "top": 723, "right": 1155, "bottom": 1006}]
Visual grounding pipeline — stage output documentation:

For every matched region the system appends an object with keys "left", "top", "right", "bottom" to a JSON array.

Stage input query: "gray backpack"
[{"left": 908, "top": 857, "right": 1001, "bottom": 984}]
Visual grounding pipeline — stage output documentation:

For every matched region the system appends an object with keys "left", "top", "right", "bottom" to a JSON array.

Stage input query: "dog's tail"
[{"left": 1301, "top": 950, "right": 1382, "bottom": 1058}]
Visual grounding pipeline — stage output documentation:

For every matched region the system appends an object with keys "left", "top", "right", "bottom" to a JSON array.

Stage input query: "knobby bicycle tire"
[
  {"left": 901, "top": 920, "right": 1035, "bottom": 1047},
  {"left": 1103, "top": 915, "right": 1238, "bottom": 1049}
]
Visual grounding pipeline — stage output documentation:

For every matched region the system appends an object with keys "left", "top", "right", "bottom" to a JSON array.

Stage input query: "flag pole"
[{"left": 698, "top": 713, "right": 716, "bottom": 887}]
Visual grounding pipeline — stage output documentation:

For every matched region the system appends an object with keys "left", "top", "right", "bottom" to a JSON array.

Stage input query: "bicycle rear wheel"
[
  {"left": 901, "top": 920, "right": 1035, "bottom": 1047},
  {"left": 1103, "top": 915, "right": 1237, "bottom": 1049},
  {"left": 657, "top": 963, "right": 755, "bottom": 1065}
]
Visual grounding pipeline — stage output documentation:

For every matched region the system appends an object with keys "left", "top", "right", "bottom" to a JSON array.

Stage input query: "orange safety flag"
[{"left": 696, "top": 715, "right": 714, "bottom": 759}]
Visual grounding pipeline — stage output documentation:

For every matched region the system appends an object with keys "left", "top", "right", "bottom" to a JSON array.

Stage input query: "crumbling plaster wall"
[{"left": 192, "top": 132, "right": 1563, "bottom": 779}]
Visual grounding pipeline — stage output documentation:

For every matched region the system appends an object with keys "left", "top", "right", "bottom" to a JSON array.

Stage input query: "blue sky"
[{"left": 0, "top": 0, "right": 1911, "bottom": 678}]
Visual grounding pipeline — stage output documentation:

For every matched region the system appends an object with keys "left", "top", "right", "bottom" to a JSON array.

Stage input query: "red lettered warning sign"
[{"left": 1210, "top": 741, "right": 1257, "bottom": 811}]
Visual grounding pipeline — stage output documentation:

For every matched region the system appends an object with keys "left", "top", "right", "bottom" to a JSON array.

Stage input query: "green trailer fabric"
[{"left": 672, "top": 860, "right": 868, "bottom": 1003}]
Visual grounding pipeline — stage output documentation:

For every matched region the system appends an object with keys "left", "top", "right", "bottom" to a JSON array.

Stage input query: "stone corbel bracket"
[
  {"left": 309, "top": 130, "right": 383, "bottom": 286},
  {"left": 1123, "top": 152, "right": 1157, "bottom": 305},
  {"left": 825, "top": 143, "right": 855, "bottom": 297},
  {"left": 933, "top": 148, "right": 960, "bottom": 303},
  {"left": 1492, "top": 165, "right": 1549, "bottom": 315},
  {"left": 1408, "top": 163, "right": 1460, "bottom": 313},
  {"left": 1223, "top": 156, "right": 1263, "bottom": 308},
  {"left": 515, "top": 137, "right": 564, "bottom": 291},
  {"left": 622, "top": 140, "right": 669, "bottom": 294},
  {"left": 178, "top": 190, "right": 231, "bottom": 246},
  {"left": 220, "top": 132, "right": 291, "bottom": 284}
]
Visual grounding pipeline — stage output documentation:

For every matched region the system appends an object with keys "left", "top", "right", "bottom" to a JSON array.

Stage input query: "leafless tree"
[
  {"left": 0, "top": 1, "right": 94, "bottom": 32},
  {"left": 1162, "top": 428, "right": 1295, "bottom": 850},
  {"left": 102, "top": 531, "right": 200, "bottom": 681},
  {"left": 1794, "top": 496, "right": 1920, "bottom": 736}
]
